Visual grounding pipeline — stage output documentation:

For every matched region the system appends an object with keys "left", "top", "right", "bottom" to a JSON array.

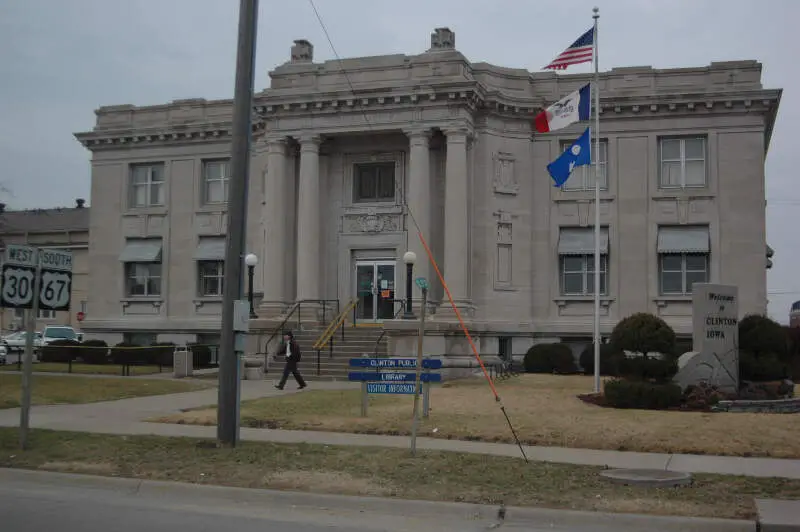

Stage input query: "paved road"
[{"left": 0, "top": 469, "right": 751, "bottom": 532}]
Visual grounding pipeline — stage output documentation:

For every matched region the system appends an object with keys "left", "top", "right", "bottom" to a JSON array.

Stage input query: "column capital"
[
  {"left": 298, "top": 133, "right": 322, "bottom": 152},
  {"left": 404, "top": 127, "right": 432, "bottom": 140},
  {"left": 442, "top": 126, "right": 472, "bottom": 142}
]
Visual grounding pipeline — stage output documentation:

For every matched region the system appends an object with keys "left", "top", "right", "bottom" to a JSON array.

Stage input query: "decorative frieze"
[{"left": 341, "top": 212, "right": 403, "bottom": 234}]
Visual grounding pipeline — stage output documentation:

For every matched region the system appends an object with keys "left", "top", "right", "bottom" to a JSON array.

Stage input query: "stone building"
[
  {"left": 0, "top": 200, "right": 90, "bottom": 332},
  {"left": 74, "top": 28, "right": 780, "bottom": 359}
]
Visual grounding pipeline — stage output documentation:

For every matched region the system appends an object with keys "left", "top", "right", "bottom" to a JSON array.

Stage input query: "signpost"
[
  {"left": 1, "top": 245, "right": 73, "bottom": 449},
  {"left": 410, "top": 281, "right": 429, "bottom": 456},
  {"left": 348, "top": 356, "right": 442, "bottom": 417}
]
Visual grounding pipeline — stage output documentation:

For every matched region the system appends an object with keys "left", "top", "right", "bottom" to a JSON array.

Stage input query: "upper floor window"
[
  {"left": 203, "top": 159, "right": 230, "bottom": 204},
  {"left": 560, "top": 139, "right": 608, "bottom": 191},
  {"left": 659, "top": 137, "right": 706, "bottom": 188},
  {"left": 353, "top": 162, "right": 395, "bottom": 203},
  {"left": 657, "top": 226, "right": 710, "bottom": 295},
  {"left": 557, "top": 227, "right": 609, "bottom": 296},
  {"left": 130, "top": 163, "right": 165, "bottom": 207},
  {"left": 198, "top": 261, "right": 224, "bottom": 297}
]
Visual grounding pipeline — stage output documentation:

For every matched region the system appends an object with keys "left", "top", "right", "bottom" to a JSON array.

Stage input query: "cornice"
[{"left": 74, "top": 86, "right": 780, "bottom": 151}]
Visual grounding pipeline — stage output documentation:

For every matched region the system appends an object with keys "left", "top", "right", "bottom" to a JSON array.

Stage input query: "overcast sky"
[{"left": 0, "top": 0, "right": 796, "bottom": 321}]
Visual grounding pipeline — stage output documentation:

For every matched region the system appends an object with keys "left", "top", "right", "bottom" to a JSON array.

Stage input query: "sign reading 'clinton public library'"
[{"left": 692, "top": 283, "right": 739, "bottom": 372}]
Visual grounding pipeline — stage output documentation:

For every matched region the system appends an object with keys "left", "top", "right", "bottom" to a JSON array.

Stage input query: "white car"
[{"left": 2, "top": 331, "right": 43, "bottom": 353}]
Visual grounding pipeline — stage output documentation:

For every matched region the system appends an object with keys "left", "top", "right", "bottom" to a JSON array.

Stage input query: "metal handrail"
[
  {"left": 372, "top": 304, "right": 407, "bottom": 356},
  {"left": 260, "top": 298, "right": 340, "bottom": 366},
  {"left": 313, "top": 298, "right": 358, "bottom": 351}
]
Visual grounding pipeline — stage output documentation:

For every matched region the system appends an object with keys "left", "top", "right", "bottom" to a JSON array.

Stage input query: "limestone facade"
[{"left": 74, "top": 28, "right": 781, "bottom": 355}]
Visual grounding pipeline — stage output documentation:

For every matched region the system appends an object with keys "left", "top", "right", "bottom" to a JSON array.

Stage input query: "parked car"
[
  {"left": 2, "top": 331, "right": 43, "bottom": 353},
  {"left": 41, "top": 325, "right": 79, "bottom": 345}
]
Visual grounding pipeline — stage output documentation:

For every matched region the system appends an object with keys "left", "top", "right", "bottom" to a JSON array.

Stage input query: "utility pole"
[{"left": 217, "top": 0, "right": 259, "bottom": 447}]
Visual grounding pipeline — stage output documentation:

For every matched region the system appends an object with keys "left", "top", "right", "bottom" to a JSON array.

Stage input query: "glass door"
[{"left": 354, "top": 261, "right": 396, "bottom": 321}]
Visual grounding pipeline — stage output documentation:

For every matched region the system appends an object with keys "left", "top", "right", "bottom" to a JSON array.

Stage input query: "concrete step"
[{"left": 756, "top": 499, "right": 800, "bottom": 531}]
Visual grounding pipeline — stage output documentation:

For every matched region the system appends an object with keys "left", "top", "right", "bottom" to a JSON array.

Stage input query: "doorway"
[{"left": 354, "top": 260, "right": 397, "bottom": 321}]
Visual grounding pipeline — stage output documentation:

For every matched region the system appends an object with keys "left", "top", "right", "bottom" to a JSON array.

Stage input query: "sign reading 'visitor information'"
[{"left": 691, "top": 283, "right": 739, "bottom": 387}]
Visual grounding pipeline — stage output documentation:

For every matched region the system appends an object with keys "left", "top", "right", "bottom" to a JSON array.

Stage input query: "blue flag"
[{"left": 547, "top": 127, "right": 592, "bottom": 188}]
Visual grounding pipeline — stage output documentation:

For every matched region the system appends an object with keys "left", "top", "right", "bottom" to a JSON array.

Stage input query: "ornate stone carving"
[
  {"left": 341, "top": 212, "right": 402, "bottom": 234},
  {"left": 429, "top": 27, "right": 455, "bottom": 50},
  {"left": 492, "top": 152, "right": 518, "bottom": 195}
]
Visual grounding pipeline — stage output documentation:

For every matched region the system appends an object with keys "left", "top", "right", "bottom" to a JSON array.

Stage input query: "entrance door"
[{"left": 355, "top": 261, "right": 396, "bottom": 321}]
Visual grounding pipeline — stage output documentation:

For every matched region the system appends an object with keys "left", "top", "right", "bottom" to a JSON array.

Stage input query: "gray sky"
[{"left": 0, "top": 0, "right": 796, "bottom": 321}]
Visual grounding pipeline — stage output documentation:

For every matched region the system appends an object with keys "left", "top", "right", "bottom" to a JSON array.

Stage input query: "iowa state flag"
[{"left": 533, "top": 83, "right": 591, "bottom": 133}]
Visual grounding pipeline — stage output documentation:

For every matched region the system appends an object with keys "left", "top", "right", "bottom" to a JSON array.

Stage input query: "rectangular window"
[
  {"left": 125, "top": 262, "right": 162, "bottom": 297},
  {"left": 37, "top": 309, "right": 55, "bottom": 319},
  {"left": 560, "top": 254, "right": 608, "bottom": 296},
  {"left": 129, "top": 163, "right": 165, "bottom": 207},
  {"left": 659, "top": 137, "right": 707, "bottom": 188},
  {"left": 198, "top": 260, "right": 224, "bottom": 297},
  {"left": 560, "top": 139, "right": 608, "bottom": 191},
  {"left": 353, "top": 162, "right": 396, "bottom": 203},
  {"left": 203, "top": 159, "right": 230, "bottom": 204},
  {"left": 659, "top": 253, "right": 709, "bottom": 295}
]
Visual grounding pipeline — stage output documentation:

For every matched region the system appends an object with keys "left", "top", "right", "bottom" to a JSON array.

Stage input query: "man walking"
[{"left": 275, "top": 330, "right": 307, "bottom": 390}]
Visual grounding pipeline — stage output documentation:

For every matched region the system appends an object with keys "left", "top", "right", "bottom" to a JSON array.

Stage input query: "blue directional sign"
[
  {"left": 349, "top": 358, "right": 443, "bottom": 370},
  {"left": 366, "top": 383, "right": 422, "bottom": 394},
  {"left": 348, "top": 372, "right": 442, "bottom": 383}
]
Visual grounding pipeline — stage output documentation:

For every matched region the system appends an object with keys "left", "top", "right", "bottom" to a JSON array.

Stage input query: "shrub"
[
  {"left": 111, "top": 342, "right": 151, "bottom": 365},
  {"left": 40, "top": 339, "right": 80, "bottom": 363},
  {"left": 740, "top": 350, "right": 788, "bottom": 382},
  {"left": 683, "top": 381, "right": 727, "bottom": 410},
  {"left": 149, "top": 342, "right": 176, "bottom": 366},
  {"left": 579, "top": 343, "right": 622, "bottom": 376},
  {"left": 80, "top": 339, "right": 109, "bottom": 365},
  {"left": 618, "top": 355, "right": 679, "bottom": 383},
  {"left": 603, "top": 378, "right": 683, "bottom": 410},
  {"left": 188, "top": 343, "right": 213, "bottom": 368},
  {"left": 523, "top": 343, "right": 577, "bottom": 374},
  {"left": 739, "top": 314, "right": 787, "bottom": 360},
  {"left": 610, "top": 313, "right": 677, "bottom": 358}
]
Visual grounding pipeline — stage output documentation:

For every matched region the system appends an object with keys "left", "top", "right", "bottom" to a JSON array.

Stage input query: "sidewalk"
[{"left": 1, "top": 381, "right": 799, "bottom": 480}]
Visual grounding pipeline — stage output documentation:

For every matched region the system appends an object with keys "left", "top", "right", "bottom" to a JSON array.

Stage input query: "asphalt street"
[{"left": 0, "top": 469, "right": 752, "bottom": 532}]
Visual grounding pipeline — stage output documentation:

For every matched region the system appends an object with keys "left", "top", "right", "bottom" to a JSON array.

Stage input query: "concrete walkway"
[{"left": 1, "top": 379, "right": 799, "bottom": 480}]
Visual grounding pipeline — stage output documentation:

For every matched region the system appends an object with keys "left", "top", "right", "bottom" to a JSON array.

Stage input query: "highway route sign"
[
  {"left": 1, "top": 245, "right": 37, "bottom": 309},
  {"left": 38, "top": 249, "right": 73, "bottom": 312}
]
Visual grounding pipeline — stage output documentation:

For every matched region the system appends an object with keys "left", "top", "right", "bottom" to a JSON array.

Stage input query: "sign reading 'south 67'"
[{"left": 0, "top": 245, "right": 73, "bottom": 311}]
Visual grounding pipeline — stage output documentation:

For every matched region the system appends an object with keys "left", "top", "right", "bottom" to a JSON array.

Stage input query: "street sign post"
[
  {"left": 410, "top": 284, "right": 429, "bottom": 456},
  {"left": 1, "top": 245, "right": 73, "bottom": 449}
]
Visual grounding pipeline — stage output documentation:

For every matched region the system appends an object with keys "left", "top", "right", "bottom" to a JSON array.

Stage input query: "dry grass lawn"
[
  {"left": 0, "top": 374, "right": 209, "bottom": 409},
  {"left": 155, "top": 374, "right": 800, "bottom": 458},
  {"left": 2, "top": 428, "right": 799, "bottom": 520}
]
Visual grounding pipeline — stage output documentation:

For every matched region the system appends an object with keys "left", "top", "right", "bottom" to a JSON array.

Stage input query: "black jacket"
[{"left": 277, "top": 339, "right": 302, "bottom": 361}]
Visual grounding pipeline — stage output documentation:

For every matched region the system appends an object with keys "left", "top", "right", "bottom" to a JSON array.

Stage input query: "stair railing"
[
  {"left": 372, "top": 302, "right": 407, "bottom": 356},
  {"left": 311, "top": 298, "right": 359, "bottom": 376},
  {"left": 260, "top": 299, "right": 340, "bottom": 370}
]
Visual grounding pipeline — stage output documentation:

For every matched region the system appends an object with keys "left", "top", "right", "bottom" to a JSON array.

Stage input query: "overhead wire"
[{"left": 306, "top": 0, "right": 529, "bottom": 462}]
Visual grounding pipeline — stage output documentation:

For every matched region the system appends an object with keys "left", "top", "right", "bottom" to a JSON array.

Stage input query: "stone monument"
[{"left": 673, "top": 283, "right": 739, "bottom": 393}]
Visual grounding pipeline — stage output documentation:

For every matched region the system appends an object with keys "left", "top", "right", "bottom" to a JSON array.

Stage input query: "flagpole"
[{"left": 592, "top": 6, "right": 601, "bottom": 394}]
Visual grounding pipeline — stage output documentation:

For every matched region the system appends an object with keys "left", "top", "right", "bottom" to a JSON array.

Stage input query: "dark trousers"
[{"left": 278, "top": 357, "right": 306, "bottom": 388}]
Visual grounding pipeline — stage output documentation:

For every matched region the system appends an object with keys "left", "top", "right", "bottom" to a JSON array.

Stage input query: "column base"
[
  {"left": 434, "top": 300, "right": 475, "bottom": 321},
  {"left": 255, "top": 301, "right": 289, "bottom": 319}
]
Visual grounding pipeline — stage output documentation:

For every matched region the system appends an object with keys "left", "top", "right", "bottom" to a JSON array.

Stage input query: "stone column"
[
  {"left": 259, "top": 136, "right": 289, "bottom": 316},
  {"left": 405, "top": 128, "right": 431, "bottom": 292},
  {"left": 437, "top": 127, "right": 472, "bottom": 318},
  {"left": 295, "top": 134, "right": 321, "bottom": 309},
  {"left": 246, "top": 138, "right": 269, "bottom": 297}
]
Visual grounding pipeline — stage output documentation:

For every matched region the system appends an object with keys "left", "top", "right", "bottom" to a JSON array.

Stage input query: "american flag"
[{"left": 544, "top": 27, "right": 595, "bottom": 70}]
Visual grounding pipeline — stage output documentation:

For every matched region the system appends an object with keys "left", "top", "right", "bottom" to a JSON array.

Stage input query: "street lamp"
[
  {"left": 402, "top": 251, "right": 417, "bottom": 319},
  {"left": 244, "top": 253, "right": 258, "bottom": 319}
]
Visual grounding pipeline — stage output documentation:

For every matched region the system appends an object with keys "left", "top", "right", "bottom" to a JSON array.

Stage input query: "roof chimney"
[{"left": 75, "top": 198, "right": 86, "bottom": 209}]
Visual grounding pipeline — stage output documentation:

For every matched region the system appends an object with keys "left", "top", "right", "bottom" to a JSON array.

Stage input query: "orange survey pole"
[{"left": 415, "top": 231, "right": 528, "bottom": 462}]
